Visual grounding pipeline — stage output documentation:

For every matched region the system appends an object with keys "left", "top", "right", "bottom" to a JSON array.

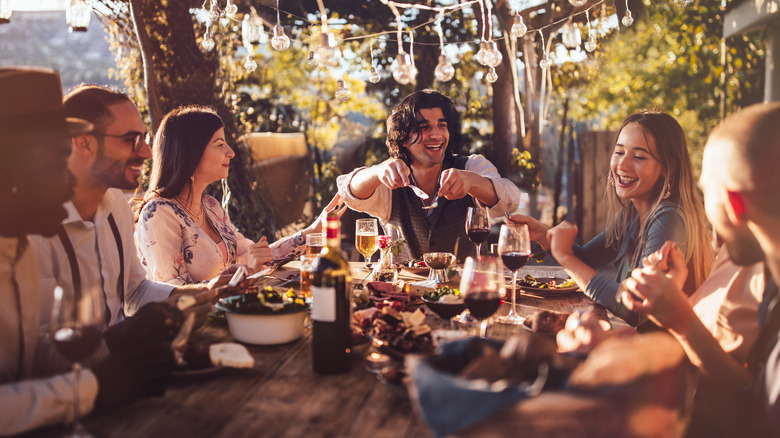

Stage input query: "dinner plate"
[{"left": 517, "top": 277, "right": 581, "bottom": 297}]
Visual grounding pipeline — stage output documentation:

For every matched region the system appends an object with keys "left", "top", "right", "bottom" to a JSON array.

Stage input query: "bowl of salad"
[
  {"left": 217, "top": 287, "right": 309, "bottom": 345},
  {"left": 422, "top": 286, "right": 466, "bottom": 320}
]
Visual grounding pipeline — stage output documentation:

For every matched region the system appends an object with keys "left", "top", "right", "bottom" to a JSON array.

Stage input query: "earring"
[
  {"left": 608, "top": 174, "right": 615, "bottom": 186},
  {"left": 663, "top": 191, "right": 671, "bottom": 199}
]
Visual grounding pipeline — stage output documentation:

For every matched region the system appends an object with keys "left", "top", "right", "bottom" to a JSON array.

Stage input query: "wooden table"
[{"left": 23, "top": 263, "right": 687, "bottom": 438}]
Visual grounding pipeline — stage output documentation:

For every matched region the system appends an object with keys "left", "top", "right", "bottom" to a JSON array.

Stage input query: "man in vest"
[
  {"left": 29, "top": 85, "right": 219, "bottom": 326},
  {"left": 337, "top": 90, "right": 522, "bottom": 260}
]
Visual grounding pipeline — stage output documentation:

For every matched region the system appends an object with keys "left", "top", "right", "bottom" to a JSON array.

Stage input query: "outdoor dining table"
[{"left": 22, "top": 262, "right": 692, "bottom": 438}]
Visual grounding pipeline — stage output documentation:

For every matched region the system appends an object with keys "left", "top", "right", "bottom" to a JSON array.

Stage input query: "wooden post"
[{"left": 578, "top": 131, "right": 616, "bottom": 243}]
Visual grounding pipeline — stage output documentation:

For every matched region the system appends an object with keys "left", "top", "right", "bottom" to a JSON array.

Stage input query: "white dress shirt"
[{"left": 29, "top": 188, "right": 174, "bottom": 326}]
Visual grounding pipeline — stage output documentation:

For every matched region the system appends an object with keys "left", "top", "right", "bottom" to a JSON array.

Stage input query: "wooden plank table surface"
[{"left": 23, "top": 262, "right": 686, "bottom": 438}]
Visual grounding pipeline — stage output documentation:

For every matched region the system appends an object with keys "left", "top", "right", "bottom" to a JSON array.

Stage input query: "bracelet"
[{"left": 292, "top": 231, "right": 305, "bottom": 247}]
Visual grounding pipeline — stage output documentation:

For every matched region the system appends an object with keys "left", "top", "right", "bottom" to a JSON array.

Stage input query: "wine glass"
[
  {"left": 497, "top": 224, "right": 531, "bottom": 325},
  {"left": 466, "top": 205, "right": 490, "bottom": 258},
  {"left": 50, "top": 285, "right": 106, "bottom": 438},
  {"left": 355, "top": 218, "right": 379, "bottom": 271},
  {"left": 459, "top": 256, "right": 506, "bottom": 338}
]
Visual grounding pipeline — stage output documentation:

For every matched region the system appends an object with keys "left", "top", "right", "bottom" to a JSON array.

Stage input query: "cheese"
[{"left": 209, "top": 342, "right": 255, "bottom": 368}]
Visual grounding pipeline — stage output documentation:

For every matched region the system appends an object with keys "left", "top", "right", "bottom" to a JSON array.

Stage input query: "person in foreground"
[
  {"left": 134, "top": 105, "right": 343, "bottom": 285},
  {"left": 0, "top": 67, "right": 180, "bottom": 435},
  {"left": 337, "top": 89, "right": 522, "bottom": 260},
  {"left": 28, "top": 85, "right": 219, "bottom": 326},
  {"left": 510, "top": 111, "right": 713, "bottom": 326},
  {"left": 622, "top": 103, "right": 780, "bottom": 436}
]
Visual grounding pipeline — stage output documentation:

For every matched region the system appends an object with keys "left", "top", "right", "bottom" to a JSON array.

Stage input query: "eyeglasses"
[{"left": 99, "top": 131, "right": 149, "bottom": 153}]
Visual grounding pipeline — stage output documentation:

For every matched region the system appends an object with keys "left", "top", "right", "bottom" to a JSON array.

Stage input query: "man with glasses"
[{"left": 29, "top": 85, "right": 214, "bottom": 326}]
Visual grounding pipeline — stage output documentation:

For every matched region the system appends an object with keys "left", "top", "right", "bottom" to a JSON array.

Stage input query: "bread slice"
[{"left": 209, "top": 342, "right": 255, "bottom": 368}]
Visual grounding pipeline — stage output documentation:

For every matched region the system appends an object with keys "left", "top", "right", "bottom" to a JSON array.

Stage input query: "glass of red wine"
[
  {"left": 497, "top": 224, "right": 531, "bottom": 324},
  {"left": 50, "top": 285, "right": 105, "bottom": 438},
  {"left": 459, "top": 256, "right": 506, "bottom": 338},
  {"left": 466, "top": 205, "right": 490, "bottom": 259}
]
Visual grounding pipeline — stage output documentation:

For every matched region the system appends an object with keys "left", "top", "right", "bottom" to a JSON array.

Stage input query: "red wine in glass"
[
  {"left": 467, "top": 227, "right": 490, "bottom": 245},
  {"left": 501, "top": 251, "right": 530, "bottom": 272},
  {"left": 52, "top": 325, "right": 103, "bottom": 363},
  {"left": 464, "top": 291, "right": 503, "bottom": 320}
]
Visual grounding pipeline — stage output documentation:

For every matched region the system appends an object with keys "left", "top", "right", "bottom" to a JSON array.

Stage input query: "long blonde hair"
[{"left": 604, "top": 111, "right": 712, "bottom": 290}]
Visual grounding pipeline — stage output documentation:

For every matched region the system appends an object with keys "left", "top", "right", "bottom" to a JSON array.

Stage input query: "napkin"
[{"left": 406, "top": 337, "right": 546, "bottom": 438}]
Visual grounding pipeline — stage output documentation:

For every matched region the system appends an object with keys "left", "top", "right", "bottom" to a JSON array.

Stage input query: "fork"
[{"left": 408, "top": 169, "right": 440, "bottom": 210}]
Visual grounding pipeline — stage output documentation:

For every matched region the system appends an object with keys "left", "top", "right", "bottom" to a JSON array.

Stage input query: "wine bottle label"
[{"left": 311, "top": 285, "right": 336, "bottom": 322}]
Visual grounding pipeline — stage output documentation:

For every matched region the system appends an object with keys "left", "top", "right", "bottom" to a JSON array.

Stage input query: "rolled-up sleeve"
[
  {"left": 464, "top": 154, "right": 522, "bottom": 217},
  {"left": 336, "top": 168, "right": 392, "bottom": 223},
  {"left": 0, "top": 370, "right": 98, "bottom": 436}
]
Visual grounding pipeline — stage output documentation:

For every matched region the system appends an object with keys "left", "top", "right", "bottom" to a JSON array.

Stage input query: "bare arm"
[{"left": 348, "top": 158, "right": 410, "bottom": 199}]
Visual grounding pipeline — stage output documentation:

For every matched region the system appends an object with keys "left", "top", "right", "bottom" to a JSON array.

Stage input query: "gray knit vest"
[{"left": 389, "top": 155, "right": 475, "bottom": 261}]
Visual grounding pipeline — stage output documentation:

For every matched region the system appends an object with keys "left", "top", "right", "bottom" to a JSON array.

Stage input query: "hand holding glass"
[
  {"left": 459, "top": 256, "right": 506, "bottom": 337},
  {"left": 497, "top": 224, "right": 531, "bottom": 325},
  {"left": 50, "top": 285, "right": 106, "bottom": 438},
  {"left": 355, "top": 218, "right": 379, "bottom": 271},
  {"left": 466, "top": 205, "right": 490, "bottom": 258}
]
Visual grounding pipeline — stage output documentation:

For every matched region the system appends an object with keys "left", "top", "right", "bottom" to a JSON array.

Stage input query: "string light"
[
  {"left": 66, "top": 0, "right": 91, "bottom": 33},
  {"left": 305, "top": 51, "right": 318, "bottom": 69},
  {"left": 486, "top": 67, "right": 498, "bottom": 83},
  {"left": 225, "top": 0, "right": 238, "bottom": 19},
  {"left": 271, "top": 0, "right": 290, "bottom": 51},
  {"left": 207, "top": 0, "right": 220, "bottom": 23},
  {"left": 314, "top": 0, "right": 340, "bottom": 67},
  {"left": 674, "top": 0, "right": 692, "bottom": 6},
  {"left": 584, "top": 10, "right": 597, "bottom": 52},
  {"left": 244, "top": 53, "right": 258, "bottom": 72},
  {"left": 510, "top": 13, "right": 527, "bottom": 38},
  {"left": 368, "top": 40, "right": 381, "bottom": 83},
  {"left": 393, "top": 53, "right": 413, "bottom": 85},
  {"left": 561, "top": 19, "right": 581, "bottom": 49},
  {"left": 485, "top": 41, "right": 503, "bottom": 68},
  {"left": 0, "top": 0, "right": 11, "bottom": 24},
  {"left": 335, "top": 79, "right": 351, "bottom": 102},
  {"left": 538, "top": 30, "right": 551, "bottom": 70},
  {"left": 241, "top": 8, "right": 264, "bottom": 46},
  {"left": 621, "top": 0, "right": 633, "bottom": 27},
  {"left": 435, "top": 54, "right": 455, "bottom": 82},
  {"left": 569, "top": 0, "right": 588, "bottom": 7}
]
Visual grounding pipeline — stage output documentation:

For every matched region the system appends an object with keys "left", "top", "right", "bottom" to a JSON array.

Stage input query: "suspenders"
[{"left": 57, "top": 213, "right": 125, "bottom": 323}]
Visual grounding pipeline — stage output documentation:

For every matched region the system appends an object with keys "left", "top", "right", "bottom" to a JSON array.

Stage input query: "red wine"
[
  {"left": 467, "top": 227, "right": 490, "bottom": 245},
  {"left": 53, "top": 325, "right": 102, "bottom": 362},
  {"left": 464, "top": 292, "right": 502, "bottom": 320},
  {"left": 501, "top": 251, "right": 531, "bottom": 271},
  {"left": 311, "top": 212, "right": 353, "bottom": 375}
]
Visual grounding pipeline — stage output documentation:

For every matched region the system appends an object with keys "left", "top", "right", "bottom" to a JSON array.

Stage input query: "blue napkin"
[{"left": 406, "top": 337, "right": 545, "bottom": 438}]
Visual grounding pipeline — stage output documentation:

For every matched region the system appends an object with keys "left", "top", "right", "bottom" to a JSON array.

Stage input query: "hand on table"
[
  {"left": 506, "top": 214, "right": 550, "bottom": 249},
  {"left": 619, "top": 261, "right": 695, "bottom": 333}
]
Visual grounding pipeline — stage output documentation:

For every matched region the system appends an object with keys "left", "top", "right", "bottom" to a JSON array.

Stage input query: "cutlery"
[
  {"left": 228, "top": 265, "right": 249, "bottom": 287},
  {"left": 171, "top": 312, "right": 196, "bottom": 365}
]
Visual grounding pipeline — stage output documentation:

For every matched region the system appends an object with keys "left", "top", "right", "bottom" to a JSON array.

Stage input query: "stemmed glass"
[
  {"left": 497, "top": 224, "right": 531, "bottom": 325},
  {"left": 466, "top": 205, "right": 490, "bottom": 258},
  {"left": 459, "top": 256, "right": 506, "bottom": 338},
  {"left": 355, "top": 218, "right": 379, "bottom": 271},
  {"left": 50, "top": 285, "right": 105, "bottom": 438}
]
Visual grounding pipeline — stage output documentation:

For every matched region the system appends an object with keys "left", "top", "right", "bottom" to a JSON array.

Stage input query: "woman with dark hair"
[
  {"left": 135, "top": 106, "right": 339, "bottom": 285},
  {"left": 510, "top": 111, "right": 713, "bottom": 327},
  {"left": 337, "top": 89, "right": 522, "bottom": 260}
]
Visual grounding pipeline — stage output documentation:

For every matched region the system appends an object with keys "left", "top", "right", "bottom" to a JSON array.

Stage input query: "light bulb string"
[
  {"left": 486, "top": 0, "right": 494, "bottom": 42},
  {"left": 316, "top": 0, "right": 328, "bottom": 29},
  {"left": 478, "top": 0, "right": 486, "bottom": 42},
  {"left": 436, "top": 12, "right": 445, "bottom": 51},
  {"left": 369, "top": 39, "right": 375, "bottom": 66},
  {"left": 409, "top": 29, "right": 416, "bottom": 72},
  {"left": 275, "top": 0, "right": 281, "bottom": 26}
]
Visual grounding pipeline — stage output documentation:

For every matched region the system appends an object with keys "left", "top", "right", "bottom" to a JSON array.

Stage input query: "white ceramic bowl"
[{"left": 224, "top": 310, "right": 307, "bottom": 345}]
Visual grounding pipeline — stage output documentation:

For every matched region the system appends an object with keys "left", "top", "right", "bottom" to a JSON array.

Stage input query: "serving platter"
[{"left": 517, "top": 277, "right": 581, "bottom": 298}]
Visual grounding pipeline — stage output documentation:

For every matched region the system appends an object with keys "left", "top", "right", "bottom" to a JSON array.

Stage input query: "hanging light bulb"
[
  {"left": 434, "top": 54, "right": 455, "bottom": 82},
  {"left": 305, "top": 51, "right": 318, "bottom": 69},
  {"left": 475, "top": 42, "right": 489, "bottom": 66},
  {"left": 368, "top": 67, "right": 381, "bottom": 84},
  {"left": 335, "top": 79, "right": 351, "bottom": 102},
  {"left": 561, "top": 21, "right": 582, "bottom": 49},
  {"left": 539, "top": 54, "right": 551, "bottom": 69},
  {"left": 314, "top": 30, "right": 341, "bottom": 67},
  {"left": 486, "top": 67, "right": 498, "bottom": 83},
  {"left": 202, "top": 31, "right": 216, "bottom": 51},
  {"left": 208, "top": 0, "right": 220, "bottom": 23},
  {"left": 621, "top": 10, "right": 634, "bottom": 27},
  {"left": 66, "top": 0, "right": 91, "bottom": 32},
  {"left": 244, "top": 54, "right": 257, "bottom": 72},
  {"left": 393, "top": 53, "right": 413, "bottom": 85},
  {"left": 510, "top": 13, "right": 527, "bottom": 38},
  {"left": 584, "top": 35, "right": 597, "bottom": 52},
  {"left": 225, "top": 0, "right": 238, "bottom": 19},
  {"left": 241, "top": 9, "right": 264, "bottom": 46},
  {"left": 0, "top": 0, "right": 12, "bottom": 24},
  {"left": 485, "top": 41, "right": 503, "bottom": 68},
  {"left": 674, "top": 0, "right": 692, "bottom": 6},
  {"left": 271, "top": 25, "right": 290, "bottom": 51},
  {"left": 569, "top": 0, "right": 587, "bottom": 7}
]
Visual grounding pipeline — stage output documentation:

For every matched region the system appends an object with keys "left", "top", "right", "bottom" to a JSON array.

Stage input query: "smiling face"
[
  {"left": 404, "top": 107, "right": 449, "bottom": 168},
  {"left": 193, "top": 127, "right": 234, "bottom": 184},
  {"left": 91, "top": 100, "right": 151, "bottom": 190},
  {"left": 610, "top": 123, "right": 664, "bottom": 213}
]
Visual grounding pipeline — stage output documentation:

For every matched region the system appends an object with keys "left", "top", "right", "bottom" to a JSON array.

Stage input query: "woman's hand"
[
  {"left": 620, "top": 264, "right": 694, "bottom": 333},
  {"left": 247, "top": 236, "right": 272, "bottom": 272},
  {"left": 306, "top": 193, "right": 348, "bottom": 235},
  {"left": 546, "top": 221, "right": 578, "bottom": 267},
  {"left": 641, "top": 240, "right": 688, "bottom": 291},
  {"left": 506, "top": 214, "right": 550, "bottom": 249},
  {"left": 556, "top": 310, "right": 615, "bottom": 355}
]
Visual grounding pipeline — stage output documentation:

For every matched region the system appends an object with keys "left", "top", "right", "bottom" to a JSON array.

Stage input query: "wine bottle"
[{"left": 311, "top": 212, "right": 353, "bottom": 374}]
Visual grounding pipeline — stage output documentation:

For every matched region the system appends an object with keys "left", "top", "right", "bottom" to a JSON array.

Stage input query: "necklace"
[{"left": 176, "top": 197, "right": 204, "bottom": 221}]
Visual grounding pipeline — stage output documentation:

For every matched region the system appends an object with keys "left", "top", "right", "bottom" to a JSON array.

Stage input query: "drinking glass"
[
  {"left": 466, "top": 205, "right": 490, "bottom": 258},
  {"left": 459, "top": 256, "right": 506, "bottom": 338},
  {"left": 299, "top": 254, "right": 318, "bottom": 299},
  {"left": 306, "top": 233, "right": 324, "bottom": 255},
  {"left": 50, "top": 285, "right": 106, "bottom": 438},
  {"left": 355, "top": 218, "right": 379, "bottom": 271},
  {"left": 497, "top": 224, "right": 531, "bottom": 325}
]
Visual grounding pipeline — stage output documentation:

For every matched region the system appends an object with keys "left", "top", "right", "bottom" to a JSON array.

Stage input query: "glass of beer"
[
  {"left": 299, "top": 254, "right": 317, "bottom": 298},
  {"left": 306, "top": 233, "right": 324, "bottom": 255},
  {"left": 355, "top": 218, "right": 379, "bottom": 271}
]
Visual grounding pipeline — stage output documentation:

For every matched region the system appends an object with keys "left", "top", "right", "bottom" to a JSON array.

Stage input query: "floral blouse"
[{"left": 135, "top": 195, "right": 305, "bottom": 285}]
